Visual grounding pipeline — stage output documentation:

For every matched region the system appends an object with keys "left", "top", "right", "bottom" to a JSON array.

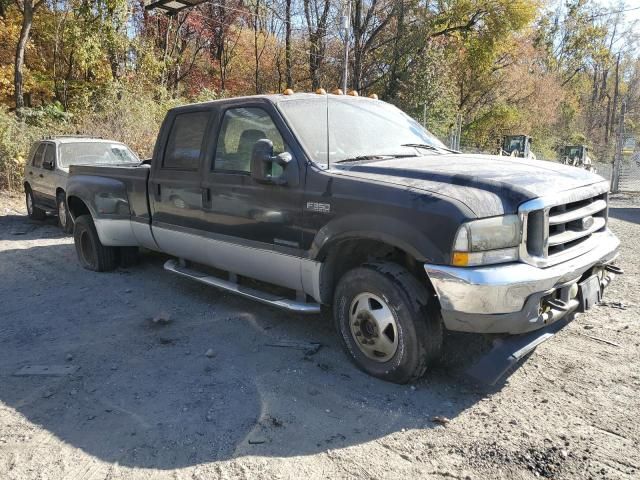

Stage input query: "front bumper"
[{"left": 424, "top": 229, "right": 620, "bottom": 334}]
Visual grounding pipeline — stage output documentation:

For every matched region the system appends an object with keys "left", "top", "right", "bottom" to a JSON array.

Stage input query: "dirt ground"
[{"left": 0, "top": 189, "right": 639, "bottom": 480}]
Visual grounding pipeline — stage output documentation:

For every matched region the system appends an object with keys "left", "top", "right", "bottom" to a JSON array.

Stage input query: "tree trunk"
[
  {"left": 253, "top": 0, "right": 260, "bottom": 94},
  {"left": 385, "top": 0, "right": 404, "bottom": 99},
  {"left": 351, "top": 0, "right": 363, "bottom": 92},
  {"left": 610, "top": 54, "right": 620, "bottom": 143},
  {"left": 14, "top": 0, "right": 35, "bottom": 112},
  {"left": 285, "top": 0, "right": 293, "bottom": 88},
  {"left": 304, "top": 0, "right": 330, "bottom": 91}
]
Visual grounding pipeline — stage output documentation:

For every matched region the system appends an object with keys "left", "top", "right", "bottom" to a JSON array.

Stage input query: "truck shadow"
[
  {"left": 609, "top": 206, "right": 640, "bottom": 225},
  {"left": 0, "top": 214, "right": 67, "bottom": 240},
  {"left": 0, "top": 224, "right": 493, "bottom": 470}
]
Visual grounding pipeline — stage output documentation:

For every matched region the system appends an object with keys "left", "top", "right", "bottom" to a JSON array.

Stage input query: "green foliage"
[
  {"left": 73, "top": 82, "right": 180, "bottom": 158},
  {"left": 0, "top": 0, "right": 638, "bottom": 190},
  {"left": 0, "top": 104, "right": 75, "bottom": 189}
]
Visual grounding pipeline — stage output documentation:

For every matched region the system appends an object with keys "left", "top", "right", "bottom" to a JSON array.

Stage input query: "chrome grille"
[{"left": 519, "top": 183, "right": 610, "bottom": 268}]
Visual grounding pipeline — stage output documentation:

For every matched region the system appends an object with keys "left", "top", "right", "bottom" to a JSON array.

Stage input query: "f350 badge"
[{"left": 306, "top": 201, "right": 331, "bottom": 213}]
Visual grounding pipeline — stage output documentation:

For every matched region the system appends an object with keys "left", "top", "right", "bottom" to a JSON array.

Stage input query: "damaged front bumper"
[{"left": 424, "top": 229, "right": 620, "bottom": 335}]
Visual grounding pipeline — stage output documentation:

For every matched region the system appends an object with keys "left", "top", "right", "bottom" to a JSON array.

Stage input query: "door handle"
[
  {"left": 29, "top": 171, "right": 33, "bottom": 175},
  {"left": 154, "top": 183, "right": 161, "bottom": 201},
  {"left": 39, "top": 174, "right": 44, "bottom": 178}
]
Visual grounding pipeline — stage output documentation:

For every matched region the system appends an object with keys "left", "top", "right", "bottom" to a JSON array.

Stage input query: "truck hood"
[{"left": 333, "top": 154, "right": 608, "bottom": 217}]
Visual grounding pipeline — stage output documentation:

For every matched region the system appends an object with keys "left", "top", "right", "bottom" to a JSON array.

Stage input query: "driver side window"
[{"left": 214, "top": 107, "right": 286, "bottom": 174}]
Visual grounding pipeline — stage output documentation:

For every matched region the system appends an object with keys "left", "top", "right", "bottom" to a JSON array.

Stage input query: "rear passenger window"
[
  {"left": 43, "top": 145, "right": 55, "bottom": 167},
  {"left": 214, "top": 108, "right": 287, "bottom": 173},
  {"left": 32, "top": 143, "right": 46, "bottom": 167},
  {"left": 163, "top": 111, "right": 210, "bottom": 170}
]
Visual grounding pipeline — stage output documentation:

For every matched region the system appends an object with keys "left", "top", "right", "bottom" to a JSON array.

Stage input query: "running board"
[{"left": 164, "top": 259, "right": 321, "bottom": 314}]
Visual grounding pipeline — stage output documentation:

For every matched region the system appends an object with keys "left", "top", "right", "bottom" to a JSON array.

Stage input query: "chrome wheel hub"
[{"left": 349, "top": 292, "right": 398, "bottom": 362}]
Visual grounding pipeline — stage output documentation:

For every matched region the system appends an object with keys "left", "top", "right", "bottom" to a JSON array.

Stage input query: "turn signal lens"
[
  {"left": 283, "top": 88, "right": 294, "bottom": 95},
  {"left": 316, "top": 88, "right": 327, "bottom": 95},
  {"left": 452, "top": 252, "right": 469, "bottom": 266},
  {"left": 332, "top": 88, "right": 344, "bottom": 95},
  {"left": 369, "top": 93, "right": 378, "bottom": 100},
  {"left": 348, "top": 90, "right": 359, "bottom": 96},
  {"left": 451, "top": 248, "right": 519, "bottom": 267}
]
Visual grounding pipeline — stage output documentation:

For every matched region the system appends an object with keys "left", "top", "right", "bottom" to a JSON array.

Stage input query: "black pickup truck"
[{"left": 66, "top": 93, "right": 620, "bottom": 383}]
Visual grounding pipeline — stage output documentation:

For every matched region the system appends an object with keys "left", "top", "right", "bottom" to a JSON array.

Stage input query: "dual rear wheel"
[{"left": 74, "top": 215, "right": 138, "bottom": 271}]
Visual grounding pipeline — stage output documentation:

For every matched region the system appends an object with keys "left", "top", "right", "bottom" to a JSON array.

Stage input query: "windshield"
[
  {"left": 503, "top": 137, "right": 524, "bottom": 153},
  {"left": 277, "top": 96, "right": 447, "bottom": 166},
  {"left": 566, "top": 147, "right": 583, "bottom": 159},
  {"left": 58, "top": 142, "right": 139, "bottom": 167}
]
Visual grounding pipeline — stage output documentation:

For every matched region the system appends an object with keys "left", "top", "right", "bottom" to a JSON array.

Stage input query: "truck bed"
[{"left": 68, "top": 163, "right": 151, "bottom": 220}]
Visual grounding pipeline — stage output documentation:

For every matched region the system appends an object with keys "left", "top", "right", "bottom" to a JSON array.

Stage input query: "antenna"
[{"left": 326, "top": 90, "right": 330, "bottom": 169}]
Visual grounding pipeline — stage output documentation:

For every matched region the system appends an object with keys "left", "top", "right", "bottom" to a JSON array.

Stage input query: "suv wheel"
[
  {"left": 74, "top": 215, "right": 117, "bottom": 272},
  {"left": 333, "top": 262, "right": 442, "bottom": 384},
  {"left": 26, "top": 189, "right": 46, "bottom": 220},
  {"left": 57, "top": 193, "right": 73, "bottom": 234}
]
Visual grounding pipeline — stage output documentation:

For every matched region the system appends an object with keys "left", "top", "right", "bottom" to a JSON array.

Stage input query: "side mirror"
[
  {"left": 251, "top": 139, "right": 293, "bottom": 185},
  {"left": 43, "top": 160, "right": 54, "bottom": 170}
]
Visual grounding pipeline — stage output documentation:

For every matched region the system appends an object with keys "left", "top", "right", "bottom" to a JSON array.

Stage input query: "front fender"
[{"left": 310, "top": 213, "right": 448, "bottom": 264}]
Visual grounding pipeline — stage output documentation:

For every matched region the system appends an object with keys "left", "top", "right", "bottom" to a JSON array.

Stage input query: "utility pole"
[
  {"left": 611, "top": 100, "right": 626, "bottom": 193},
  {"left": 341, "top": 1, "right": 351, "bottom": 93}
]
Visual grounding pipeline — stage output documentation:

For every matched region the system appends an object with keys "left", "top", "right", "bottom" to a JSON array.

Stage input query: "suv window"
[
  {"left": 32, "top": 143, "right": 46, "bottom": 168},
  {"left": 214, "top": 107, "right": 286, "bottom": 173},
  {"left": 43, "top": 144, "right": 55, "bottom": 168},
  {"left": 163, "top": 111, "right": 210, "bottom": 170}
]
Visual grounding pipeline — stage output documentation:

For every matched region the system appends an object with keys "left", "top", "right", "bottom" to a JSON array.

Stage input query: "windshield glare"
[
  {"left": 278, "top": 97, "right": 447, "bottom": 166},
  {"left": 59, "top": 142, "right": 139, "bottom": 167}
]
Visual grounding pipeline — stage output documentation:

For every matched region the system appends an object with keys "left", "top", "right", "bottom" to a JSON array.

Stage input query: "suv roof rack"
[{"left": 45, "top": 135, "right": 103, "bottom": 140}]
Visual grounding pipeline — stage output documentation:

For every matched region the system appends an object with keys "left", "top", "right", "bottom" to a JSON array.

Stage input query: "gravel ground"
[{"left": 0, "top": 190, "right": 639, "bottom": 480}]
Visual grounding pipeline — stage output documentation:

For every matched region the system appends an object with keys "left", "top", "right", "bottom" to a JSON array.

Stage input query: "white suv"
[{"left": 23, "top": 136, "right": 140, "bottom": 232}]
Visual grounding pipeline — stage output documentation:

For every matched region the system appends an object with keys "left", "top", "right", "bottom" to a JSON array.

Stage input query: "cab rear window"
[{"left": 163, "top": 111, "right": 210, "bottom": 170}]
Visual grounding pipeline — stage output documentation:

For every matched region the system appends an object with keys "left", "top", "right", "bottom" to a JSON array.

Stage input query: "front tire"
[
  {"left": 25, "top": 189, "right": 46, "bottom": 220},
  {"left": 57, "top": 193, "right": 73, "bottom": 234},
  {"left": 74, "top": 215, "right": 117, "bottom": 272},
  {"left": 333, "top": 262, "right": 442, "bottom": 384}
]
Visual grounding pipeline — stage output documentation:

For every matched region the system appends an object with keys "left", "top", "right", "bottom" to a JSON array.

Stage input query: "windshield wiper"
[
  {"left": 335, "top": 154, "right": 415, "bottom": 163},
  {"left": 402, "top": 143, "right": 457, "bottom": 154}
]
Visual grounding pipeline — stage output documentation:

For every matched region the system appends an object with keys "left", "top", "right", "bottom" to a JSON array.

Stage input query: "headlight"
[{"left": 452, "top": 215, "right": 521, "bottom": 266}]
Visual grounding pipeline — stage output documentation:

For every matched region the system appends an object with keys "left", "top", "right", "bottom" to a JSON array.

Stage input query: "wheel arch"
[
  {"left": 317, "top": 235, "right": 439, "bottom": 306},
  {"left": 67, "top": 195, "right": 92, "bottom": 221}
]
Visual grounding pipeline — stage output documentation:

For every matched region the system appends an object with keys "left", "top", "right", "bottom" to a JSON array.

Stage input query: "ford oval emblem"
[{"left": 581, "top": 215, "right": 595, "bottom": 230}]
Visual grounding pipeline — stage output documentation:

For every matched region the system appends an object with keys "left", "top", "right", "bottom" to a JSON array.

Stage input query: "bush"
[
  {"left": 0, "top": 105, "right": 74, "bottom": 190},
  {"left": 73, "top": 83, "right": 179, "bottom": 159},
  {"left": 0, "top": 108, "right": 38, "bottom": 190}
]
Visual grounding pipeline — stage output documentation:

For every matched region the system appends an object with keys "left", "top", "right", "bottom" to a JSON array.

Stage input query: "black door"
[
  {"left": 149, "top": 108, "right": 212, "bottom": 255},
  {"left": 196, "top": 101, "right": 308, "bottom": 290}
]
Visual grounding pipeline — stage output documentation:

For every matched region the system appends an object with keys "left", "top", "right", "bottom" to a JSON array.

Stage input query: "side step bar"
[{"left": 164, "top": 259, "right": 321, "bottom": 314}]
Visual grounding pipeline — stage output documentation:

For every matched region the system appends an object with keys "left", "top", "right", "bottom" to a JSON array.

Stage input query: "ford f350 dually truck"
[{"left": 65, "top": 93, "right": 621, "bottom": 384}]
